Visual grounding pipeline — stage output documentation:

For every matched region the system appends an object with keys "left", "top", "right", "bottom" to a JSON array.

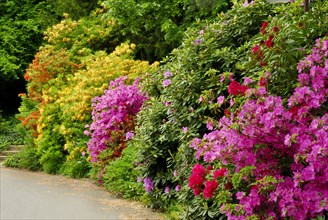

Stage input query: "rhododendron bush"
[
  {"left": 188, "top": 39, "right": 328, "bottom": 219},
  {"left": 85, "top": 76, "right": 148, "bottom": 181}
]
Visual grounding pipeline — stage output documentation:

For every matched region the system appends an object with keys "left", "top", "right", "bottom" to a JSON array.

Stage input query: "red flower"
[
  {"left": 228, "top": 81, "right": 249, "bottom": 96},
  {"left": 214, "top": 168, "right": 227, "bottom": 178},
  {"left": 272, "top": 26, "right": 279, "bottom": 32},
  {"left": 224, "top": 109, "right": 231, "bottom": 117},
  {"left": 192, "top": 164, "right": 206, "bottom": 176},
  {"left": 250, "top": 184, "right": 259, "bottom": 191},
  {"left": 224, "top": 182, "right": 233, "bottom": 190},
  {"left": 206, "top": 165, "right": 213, "bottom": 174},
  {"left": 193, "top": 188, "right": 202, "bottom": 196},
  {"left": 288, "top": 106, "right": 299, "bottom": 118},
  {"left": 239, "top": 85, "right": 249, "bottom": 95},
  {"left": 188, "top": 174, "right": 205, "bottom": 196},
  {"left": 260, "top": 60, "right": 267, "bottom": 67},
  {"left": 259, "top": 77, "right": 268, "bottom": 86},
  {"left": 265, "top": 34, "right": 274, "bottom": 48},
  {"left": 251, "top": 45, "right": 261, "bottom": 54},
  {"left": 203, "top": 180, "right": 218, "bottom": 199},
  {"left": 228, "top": 81, "right": 242, "bottom": 96},
  {"left": 251, "top": 45, "right": 264, "bottom": 61},
  {"left": 189, "top": 164, "right": 207, "bottom": 196},
  {"left": 260, "top": 21, "right": 268, "bottom": 35}
]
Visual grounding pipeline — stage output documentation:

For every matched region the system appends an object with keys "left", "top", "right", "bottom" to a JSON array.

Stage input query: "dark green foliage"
[
  {"left": 0, "top": 0, "right": 60, "bottom": 115},
  {"left": 0, "top": 116, "right": 26, "bottom": 151},
  {"left": 47, "top": 0, "right": 98, "bottom": 20},
  {"left": 0, "top": 0, "right": 59, "bottom": 80},
  {"left": 101, "top": 0, "right": 231, "bottom": 62}
]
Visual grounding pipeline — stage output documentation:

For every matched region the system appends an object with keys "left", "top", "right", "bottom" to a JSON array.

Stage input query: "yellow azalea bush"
[
  {"left": 35, "top": 43, "right": 159, "bottom": 176},
  {"left": 44, "top": 12, "right": 115, "bottom": 56}
]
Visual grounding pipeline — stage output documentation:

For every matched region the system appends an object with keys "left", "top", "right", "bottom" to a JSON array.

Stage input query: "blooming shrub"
[
  {"left": 18, "top": 45, "right": 81, "bottom": 137},
  {"left": 35, "top": 44, "right": 157, "bottom": 176},
  {"left": 246, "top": 0, "right": 328, "bottom": 97},
  {"left": 189, "top": 38, "right": 328, "bottom": 219},
  {"left": 135, "top": 0, "right": 274, "bottom": 216},
  {"left": 85, "top": 76, "right": 148, "bottom": 181}
]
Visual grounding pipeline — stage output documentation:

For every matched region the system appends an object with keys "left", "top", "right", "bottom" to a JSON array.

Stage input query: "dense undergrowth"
[{"left": 3, "top": 0, "right": 328, "bottom": 219}]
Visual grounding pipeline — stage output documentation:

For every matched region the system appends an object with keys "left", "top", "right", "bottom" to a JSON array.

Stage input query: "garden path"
[{"left": 0, "top": 167, "right": 164, "bottom": 220}]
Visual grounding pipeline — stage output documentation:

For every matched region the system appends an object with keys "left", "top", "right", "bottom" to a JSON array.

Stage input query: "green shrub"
[
  {"left": 101, "top": 0, "right": 232, "bottom": 62},
  {"left": 17, "top": 145, "right": 42, "bottom": 171},
  {"left": 61, "top": 157, "right": 90, "bottom": 178},
  {"left": 241, "top": 0, "right": 328, "bottom": 97},
  {"left": 102, "top": 142, "right": 144, "bottom": 199},
  {"left": 3, "top": 154, "right": 20, "bottom": 168},
  {"left": 135, "top": 0, "right": 328, "bottom": 218},
  {"left": 136, "top": 0, "right": 274, "bottom": 215}
]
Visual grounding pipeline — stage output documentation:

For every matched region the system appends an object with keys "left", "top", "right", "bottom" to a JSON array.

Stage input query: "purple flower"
[
  {"left": 164, "top": 186, "right": 170, "bottom": 194},
  {"left": 126, "top": 131, "right": 134, "bottom": 140},
  {"left": 86, "top": 77, "right": 148, "bottom": 162},
  {"left": 163, "top": 79, "right": 172, "bottom": 87},
  {"left": 220, "top": 75, "right": 225, "bottom": 83},
  {"left": 199, "top": 30, "right": 204, "bottom": 35},
  {"left": 137, "top": 177, "right": 143, "bottom": 183},
  {"left": 229, "top": 99, "right": 234, "bottom": 107},
  {"left": 187, "top": 38, "right": 328, "bottom": 218},
  {"left": 242, "top": 0, "right": 249, "bottom": 7},
  {"left": 84, "top": 130, "right": 90, "bottom": 136},
  {"left": 173, "top": 170, "right": 178, "bottom": 177},
  {"left": 182, "top": 127, "right": 188, "bottom": 133},
  {"left": 175, "top": 185, "right": 181, "bottom": 192},
  {"left": 144, "top": 177, "right": 154, "bottom": 192},
  {"left": 164, "top": 101, "right": 171, "bottom": 107},
  {"left": 244, "top": 77, "right": 253, "bottom": 85},
  {"left": 195, "top": 39, "right": 202, "bottom": 45},
  {"left": 217, "top": 96, "right": 225, "bottom": 106},
  {"left": 164, "top": 70, "right": 172, "bottom": 78},
  {"left": 236, "top": 191, "right": 245, "bottom": 200},
  {"left": 81, "top": 151, "right": 85, "bottom": 156},
  {"left": 206, "top": 119, "right": 214, "bottom": 130}
]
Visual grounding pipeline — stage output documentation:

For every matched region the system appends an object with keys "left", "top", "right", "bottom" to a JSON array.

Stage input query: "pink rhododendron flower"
[{"left": 189, "top": 39, "right": 328, "bottom": 218}]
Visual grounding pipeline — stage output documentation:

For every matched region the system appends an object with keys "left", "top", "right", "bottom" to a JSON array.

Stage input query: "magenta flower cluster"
[
  {"left": 190, "top": 39, "right": 328, "bottom": 219},
  {"left": 85, "top": 77, "right": 148, "bottom": 162}
]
